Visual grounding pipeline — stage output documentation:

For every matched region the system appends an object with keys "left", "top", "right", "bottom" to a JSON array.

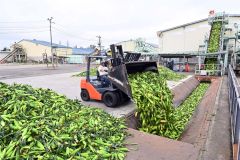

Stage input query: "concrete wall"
[{"left": 157, "top": 16, "right": 240, "bottom": 53}]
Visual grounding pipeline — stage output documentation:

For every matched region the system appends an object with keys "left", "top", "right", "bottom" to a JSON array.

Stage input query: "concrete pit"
[{"left": 124, "top": 76, "right": 229, "bottom": 160}]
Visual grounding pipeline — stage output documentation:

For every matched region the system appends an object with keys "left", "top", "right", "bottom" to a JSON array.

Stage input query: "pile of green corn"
[
  {"left": 75, "top": 65, "right": 187, "bottom": 82},
  {"left": 129, "top": 72, "right": 175, "bottom": 137},
  {"left": 158, "top": 66, "right": 186, "bottom": 81},
  {"left": 172, "top": 83, "right": 209, "bottom": 139},
  {"left": 207, "top": 22, "right": 222, "bottom": 53},
  {"left": 0, "top": 82, "right": 128, "bottom": 159},
  {"left": 129, "top": 72, "right": 209, "bottom": 139},
  {"left": 205, "top": 21, "right": 222, "bottom": 72}
]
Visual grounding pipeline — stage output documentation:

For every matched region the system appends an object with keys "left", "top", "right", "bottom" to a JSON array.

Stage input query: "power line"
[
  {"left": 54, "top": 24, "right": 96, "bottom": 41},
  {"left": 0, "top": 26, "right": 48, "bottom": 29},
  {"left": 0, "top": 24, "right": 49, "bottom": 32},
  {"left": 53, "top": 26, "right": 96, "bottom": 42},
  {"left": 0, "top": 30, "right": 49, "bottom": 34},
  {"left": 54, "top": 23, "right": 98, "bottom": 41},
  {"left": 53, "top": 23, "right": 123, "bottom": 44},
  {"left": 0, "top": 28, "right": 49, "bottom": 31},
  {"left": 0, "top": 20, "right": 46, "bottom": 23}
]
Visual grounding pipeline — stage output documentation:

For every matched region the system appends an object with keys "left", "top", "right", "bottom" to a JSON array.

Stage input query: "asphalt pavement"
[{"left": 0, "top": 63, "right": 84, "bottom": 80}]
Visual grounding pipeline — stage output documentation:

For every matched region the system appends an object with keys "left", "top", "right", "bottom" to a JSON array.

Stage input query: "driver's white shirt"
[{"left": 98, "top": 65, "right": 108, "bottom": 76}]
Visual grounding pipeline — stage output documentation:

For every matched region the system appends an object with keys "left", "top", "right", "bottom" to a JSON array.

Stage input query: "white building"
[
  {"left": 157, "top": 14, "right": 240, "bottom": 53},
  {"left": 116, "top": 38, "right": 159, "bottom": 54}
]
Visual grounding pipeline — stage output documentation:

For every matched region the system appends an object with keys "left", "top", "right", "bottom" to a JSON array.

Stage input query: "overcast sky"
[{"left": 0, "top": 0, "right": 240, "bottom": 49}]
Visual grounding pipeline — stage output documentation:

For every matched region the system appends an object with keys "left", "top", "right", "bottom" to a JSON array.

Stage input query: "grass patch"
[{"left": 73, "top": 68, "right": 97, "bottom": 77}]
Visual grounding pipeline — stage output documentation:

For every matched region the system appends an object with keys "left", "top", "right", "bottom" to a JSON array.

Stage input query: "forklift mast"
[{"left": 108, "top": 45, "right": 132, "bottom": 98}]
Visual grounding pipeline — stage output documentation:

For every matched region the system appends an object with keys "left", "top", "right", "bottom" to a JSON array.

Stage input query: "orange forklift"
[{"left": 80, "top": 44, "right": 158, "bottom": 107}]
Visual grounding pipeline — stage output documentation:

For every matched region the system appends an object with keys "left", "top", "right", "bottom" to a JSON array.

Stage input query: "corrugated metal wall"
[{"left": 158, "top": 16, "right": 240, "bottom": 53}]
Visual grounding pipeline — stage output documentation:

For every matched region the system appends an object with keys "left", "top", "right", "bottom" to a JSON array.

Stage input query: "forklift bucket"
[
  {"left": 108, "top": 44, "right": 158, "bottom": 99},
  {"left": 108, "top": 61, "right": 158, "bottom": 99},
  {"left": 125, "top": 61, "right": 158, "bottom": 74}
]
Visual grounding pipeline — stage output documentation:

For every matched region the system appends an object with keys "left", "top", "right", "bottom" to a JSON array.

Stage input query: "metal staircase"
[{"left": 0, "top": 44, "right": 27, "bottom": 63}]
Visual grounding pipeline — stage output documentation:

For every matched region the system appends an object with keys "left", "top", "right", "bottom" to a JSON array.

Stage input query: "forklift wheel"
[
  {"left": 81, "top": 89, "right": 90, "bottom": 101},
  {"left": 103, "top": 92, "right": 118, "bottom": 108}
]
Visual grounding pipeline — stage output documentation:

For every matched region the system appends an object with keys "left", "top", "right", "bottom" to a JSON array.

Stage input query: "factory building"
[
  {"left": 15, "top": 39, "right": 72, "bottom": 62},
  {"left": 157, "top": 14, "right": 240, "bottom": 53},
  {"left": 0, "top": 39, "right": 96, "bottom": 64}
]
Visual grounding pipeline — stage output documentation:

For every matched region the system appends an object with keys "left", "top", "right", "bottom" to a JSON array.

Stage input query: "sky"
[{"left": 0, "top": 0, "right": 240, "bottom": 49}]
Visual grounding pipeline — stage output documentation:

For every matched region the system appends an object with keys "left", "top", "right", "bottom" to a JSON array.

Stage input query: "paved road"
[
  {"left": 200, "top": 76, "right": 232, "bottom": 160},
  {"left": 0, "top": 64, "right": 85, "bottom": 80}
]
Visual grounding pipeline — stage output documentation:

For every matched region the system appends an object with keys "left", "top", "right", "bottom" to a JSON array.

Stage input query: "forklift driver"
[{"left": 98, "top": 61, "right": 111, "bottom": 87}]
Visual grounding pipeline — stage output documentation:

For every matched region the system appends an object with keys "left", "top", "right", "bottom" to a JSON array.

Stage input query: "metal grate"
[{"left": 195, "top": 64, "right": 223, "bottom": 76}]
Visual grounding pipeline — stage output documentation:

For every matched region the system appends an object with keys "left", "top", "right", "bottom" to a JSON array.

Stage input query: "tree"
[
  {"left": 90, "top": 45, "right": 96, "bottom": 49},
  {"left": 1, "top": 47, "right": 10, "bottom": 51}
]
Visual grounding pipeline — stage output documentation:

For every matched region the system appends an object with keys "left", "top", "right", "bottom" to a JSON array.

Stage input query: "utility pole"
[
  {"left": 96, "top": 35, "right": 101, "bottom": 53},
  {"left": 47, "top": 17, "right": 54, "bottom": 68}
]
